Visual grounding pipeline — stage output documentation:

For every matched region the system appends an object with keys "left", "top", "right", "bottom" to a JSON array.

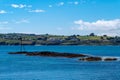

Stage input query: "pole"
[
  {"left": 20, "top": 37, "right": 22, "bottom": 52},
  {"left": 19, "top": 37, "right": 23, "bottom": 52}
]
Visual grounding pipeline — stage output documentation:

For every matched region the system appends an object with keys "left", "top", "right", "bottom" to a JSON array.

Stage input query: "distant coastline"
[{"left": 0, "top": 33, "right": 120, "bottom": 45}]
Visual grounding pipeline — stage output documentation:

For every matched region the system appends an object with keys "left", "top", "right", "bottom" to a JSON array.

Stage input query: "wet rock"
[
  {"left": 104, "top": 58, "right": 117, "bottom": 61},
  {"left": 9, "top": 51, "right": 88, "bottom": 58},
  {"left": 26, "top": 51, "right": 88, "bottom": 58},
  {"left": 9, "top": 51, "right": 29, "bottom": 54},
  {"left": 79, "top": 56, "right": 102, "bottom": 61},
  {"left": 8, "top": 51, "right": 118, "bottom": 62}
]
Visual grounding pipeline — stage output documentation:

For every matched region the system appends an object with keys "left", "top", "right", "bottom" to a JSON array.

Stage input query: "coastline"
[{"left": 0, "top": 33, "right": 120, "bottom": 45}]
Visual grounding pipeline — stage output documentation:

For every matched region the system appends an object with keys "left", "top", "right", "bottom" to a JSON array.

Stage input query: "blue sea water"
[{"left": 0, "top": 45, "right": 120, "bottom": 80}]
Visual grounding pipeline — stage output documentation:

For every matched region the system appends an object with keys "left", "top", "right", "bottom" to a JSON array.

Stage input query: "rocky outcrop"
[
  {"left": 26, "top": 51, "right": 88, "bottom": 58},
  {"left": 79, "top": 57, "right": 102, "bottom": 61},
  {"left": 104, "top": 58, "right": 117, "bottom": 61},
  {"left": 9, "top": 51, "right": 28, "bottom": 54},
  {"left": 79, "top": 57, "right": 118, "bottom": 61},
  {"left": 9, "top": 51, "right": 88, "bottom": 58},
  {"left": 8, "top": 51, "right": 118, "bottom": 62}
]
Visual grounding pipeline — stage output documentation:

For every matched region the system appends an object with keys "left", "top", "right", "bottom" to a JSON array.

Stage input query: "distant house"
[
  {"left": 47, "top": 38, "right": 63, "bottom": 43},
  {"left": 65, "top": 35, "right": 80, "bottom": 41},
  {"left": 37, "top": 36, "right": 47, "bottom": 41}
]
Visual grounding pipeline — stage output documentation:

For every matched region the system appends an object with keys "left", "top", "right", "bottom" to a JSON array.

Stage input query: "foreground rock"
[
  {"left": 9, "top": 51, "right": 28, "bottom": 54},
  {"left": 79, "top": 57, "right": 118, "bottom": 61},
  {"left": 9, "top": 51, "right": 88, "bottom": 58},
  {"left": 104, "top": 58, "right": 117, "bottom": 61},
  {"left": 79, "top": 57, "right": 102, "bottom": 61},
  {"left": 9, "top": 51, "right": 118, "bottom": 62}
]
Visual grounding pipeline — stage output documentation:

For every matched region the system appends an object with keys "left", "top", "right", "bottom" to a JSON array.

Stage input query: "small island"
[
  {"left": 9, "top": 51, "right": 88, "bottom": 58},
  {"left": 8, "top": 51, "right": 118, "bottom": 62}
]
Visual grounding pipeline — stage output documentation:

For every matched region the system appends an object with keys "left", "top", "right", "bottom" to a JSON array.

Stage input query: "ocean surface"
[{"left": 0, "top": 45, "right": 120, "bottom": 80}]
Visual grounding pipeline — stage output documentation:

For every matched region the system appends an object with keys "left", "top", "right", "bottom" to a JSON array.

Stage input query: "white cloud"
[
  {"left": 15, "top": 19, "right": 29, "bottom": 24},
  {"left": 50, "top": 0, "right": 89, "bottom": 7},
  {"left": 74, "top": 1, "right": 79, "bottom": 5},
  {"left": 49, "top": 5, "right": 52, "bottom": 8},
  {"left": 58, "top": 2, "right": 64, "bottom": 6},
  {"left": 11, "top": 4, "right": 32, "bottom": 8},
  {"left": 74, "top": 19, "right": 120, "bottom": 36},
  {"left": 29, "top": 9, "right": 45, "bottom": 13},
  {"left": 68, "top": 0, "right": 89, "bottom": 5},
  {"left": 11, "top": 4, "right": 26, "bottom": 8},
  {"left": 0, "top": 10, "right": 7, "bottom": 14}
]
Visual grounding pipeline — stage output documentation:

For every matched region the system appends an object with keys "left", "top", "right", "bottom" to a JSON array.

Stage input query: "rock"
[
  {"left": 79, "top": 56, "right": 102, "bottom": 61},
  {"left": 9, "top": 51, "right": 88, "bottom": 58},
  {"left": 104, "top": 58, "right": 117, "bottom": 61},
  {"left": 8, "top": 51, "right": 118, "bottom": 62},
  {"left": 9, "top": 51, "right": 29, "bottom": 54},
  {"left": 26, "top": 51, "right": 88, "bottom": 58}
]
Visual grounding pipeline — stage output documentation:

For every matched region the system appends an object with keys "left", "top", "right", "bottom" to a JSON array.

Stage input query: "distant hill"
[{"left": 0, "top": 33, "right": 120, "bottom": 45}]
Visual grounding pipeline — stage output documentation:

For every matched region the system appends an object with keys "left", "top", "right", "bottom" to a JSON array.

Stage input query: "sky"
[{"left": 0, "top": 0, "right": 120, "bottom": 36}]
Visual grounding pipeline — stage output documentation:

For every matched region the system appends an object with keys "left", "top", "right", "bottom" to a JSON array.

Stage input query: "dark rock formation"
[
  {"left": 9, "top": 51, "right": 29, "bottom": 54},
  {"left": 79, "top": 57, "right": 102, "bottom": 61},
  {"left": 9, "top": 51, "right": 88, "bottom": 58},
  {"left": 8, "top": 51, "right": 118, "bottom": 62},
  {"left": 104, "top": 58, "right": 117, "bottom": 61}
]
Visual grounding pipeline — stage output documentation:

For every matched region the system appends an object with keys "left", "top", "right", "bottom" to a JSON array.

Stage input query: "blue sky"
[{"left": 0, "top": 0, "right": 120, "bottom": 36}]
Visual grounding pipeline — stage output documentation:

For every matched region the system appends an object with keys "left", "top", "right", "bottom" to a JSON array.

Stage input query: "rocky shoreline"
[{"left": 8, "top": 51, "right": 118, "bottom": 62}]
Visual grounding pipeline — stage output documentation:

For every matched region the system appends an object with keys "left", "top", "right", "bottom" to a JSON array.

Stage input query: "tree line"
[{"left": 0, "top": 33, "right": 120, "bottom": 45}]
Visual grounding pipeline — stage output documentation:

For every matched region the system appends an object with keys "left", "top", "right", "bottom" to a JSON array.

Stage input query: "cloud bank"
[{"left": 74, "top": 19, "right": 120, "bottom": 36}]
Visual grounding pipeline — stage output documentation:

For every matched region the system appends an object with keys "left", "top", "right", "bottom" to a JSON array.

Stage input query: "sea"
[{"left": 0, "top": 45, "right": 120, "bottom": 80}]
